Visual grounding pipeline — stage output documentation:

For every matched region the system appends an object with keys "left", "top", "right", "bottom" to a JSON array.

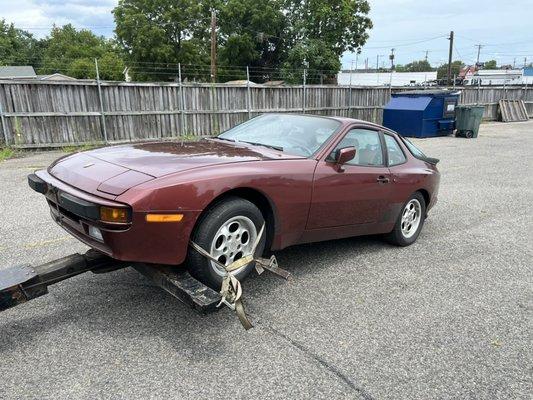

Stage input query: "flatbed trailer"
[{"left": 0, "top": 250, "right": 222, "bottom": 315}]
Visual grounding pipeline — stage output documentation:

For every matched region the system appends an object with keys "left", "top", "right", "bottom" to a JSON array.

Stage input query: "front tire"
[
  {"left": 386, "top": 192, "right": 426, "bottom": 246},
  {"left": 187, "top": 197, "right": 266, "bottom": 289}
]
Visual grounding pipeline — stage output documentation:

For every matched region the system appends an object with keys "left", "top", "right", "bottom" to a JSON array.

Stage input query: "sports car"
[{"left": 28, "top": 114, "right": 440, "bottom": 288}]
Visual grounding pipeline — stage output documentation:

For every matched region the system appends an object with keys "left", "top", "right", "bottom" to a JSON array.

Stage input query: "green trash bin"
[{"left": 455, "top": 105, "right": 485, "bottom": 138}]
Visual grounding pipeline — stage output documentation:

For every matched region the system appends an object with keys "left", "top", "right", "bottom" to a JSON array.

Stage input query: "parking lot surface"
[{"left": 0, "top": 121, "right": 531, "bottom": 399}]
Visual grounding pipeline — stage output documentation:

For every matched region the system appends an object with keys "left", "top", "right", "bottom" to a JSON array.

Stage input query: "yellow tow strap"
[{"left": 189, "top": 224, "right": 291, "bottom": 330}]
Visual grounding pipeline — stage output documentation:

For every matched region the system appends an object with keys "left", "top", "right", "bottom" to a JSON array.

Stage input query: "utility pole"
[
  {"left": 425, "top": 50, "right": 429, "bottom": 62},
  {"left": 210, "top": 9, "right": 217, "bottom": 83},
  {"left": 355, "top": 53, "right": 359, "bottom": 70},
  {"left": 475, "top": 44, "right": 483, "bottom": 66},
  {"left": 447, "top": 31, "right": 454, "bottom": 86},
  {"left": 349, "top": 60, "right": 354, "bottom": 86},
  {"left": 524, "top": 57, "right": 528, "bottom": 68},
  {"left": 513, "top": 58, "right": 516, "bottom": 69},
  {"left": 389, "top": 48, "right": 395, "bottom": 70}
]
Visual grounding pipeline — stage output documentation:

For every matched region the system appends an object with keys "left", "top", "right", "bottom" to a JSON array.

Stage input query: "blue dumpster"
[{"left": 383, "top": 90, "right": 460, "bottom": 138}]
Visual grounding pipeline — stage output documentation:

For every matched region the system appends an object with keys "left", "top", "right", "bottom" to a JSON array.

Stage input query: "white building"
[
  {"left": 337, "top": 71, "right": 437, "bottom": 86},
  {"left": 462, "top": 69, "right": 524, "bottom": 86},
  {"left": 461, "top": 68, "right": 533, "bottom": 85}
]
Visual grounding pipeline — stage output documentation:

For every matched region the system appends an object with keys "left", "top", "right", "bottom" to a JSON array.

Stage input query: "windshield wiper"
[
  {"left": 211, "top": 136, "right": 236, "bottom": 142},
  {"left": 240, "top": 141, "right": 284, "bottom": 152}
]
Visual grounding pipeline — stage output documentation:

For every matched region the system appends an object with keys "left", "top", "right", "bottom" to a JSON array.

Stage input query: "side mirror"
[{"left": 336, "top": 147, "right": 356, "bottom": 165}]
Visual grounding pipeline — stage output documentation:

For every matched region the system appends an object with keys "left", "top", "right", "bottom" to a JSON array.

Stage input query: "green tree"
[
  {"left": 284, "top": 0, "right": 371, "bottom": 57},
  {"left": 483, "top": 59, "right": 497, "bottom": 69},
  {"left": 113, "top": 0, "right": 372, "bottom": 82},
  {"left": 281, "top": 39, "right": 341, "bottom": 84},
  {"left": 404, "top": 59, "right": 433, "bottom": 72},
  {"left": 437, "top": 60, "right": 464, "bottom": 79},
  {"left": 113, "top": 0, "right": 208, "bottom": 81},
  {"left": 217, "top": 0, "right": 287, "bottom": 81},
  {"left": 281, "top": 0, "right": 372, "bottom": 83},
  {"left": 41, "top": 24, "right": 124, "bottom": 80},
  {"left": 0, "top": 19, "right": 43, "bottom": 66}
]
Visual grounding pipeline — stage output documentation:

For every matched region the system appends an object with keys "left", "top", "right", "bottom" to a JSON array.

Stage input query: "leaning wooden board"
[{"left": 499, "top": 99, "right": 529, "bottom": 122}]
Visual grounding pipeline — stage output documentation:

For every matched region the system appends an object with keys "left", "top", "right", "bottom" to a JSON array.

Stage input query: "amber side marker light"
[
  {"left": 100, "top": 206, "right": 130, "bottom": 223},
  {"left": 146, "top": 213, "right": 184, "bottom": 223}
]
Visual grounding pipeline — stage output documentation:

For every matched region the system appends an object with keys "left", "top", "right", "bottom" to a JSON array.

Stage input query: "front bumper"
[{"left": 28, "top": 171, "right": 200, "bottom": 265}]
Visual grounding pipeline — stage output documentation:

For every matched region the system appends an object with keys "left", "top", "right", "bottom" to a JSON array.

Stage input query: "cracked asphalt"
[{"left": 0, "top": 121, "right": 532, "bottom": 399}]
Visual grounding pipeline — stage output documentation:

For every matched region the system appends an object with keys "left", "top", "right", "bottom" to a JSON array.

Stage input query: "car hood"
[{"left": 49, "top": 140, "right": 299, "bottom": 196}]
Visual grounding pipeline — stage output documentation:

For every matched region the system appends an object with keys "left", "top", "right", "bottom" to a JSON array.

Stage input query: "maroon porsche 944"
[{"left": 28, "top": 114, "right": 440, "bottom": 289}]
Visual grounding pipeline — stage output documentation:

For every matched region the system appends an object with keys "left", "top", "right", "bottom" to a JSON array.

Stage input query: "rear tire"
[
  {"left": 385, "top": 192, "right": 426, "bottom": 246},
  {"left": 187, "top": 197, "right": 266, "bottom": 290}
]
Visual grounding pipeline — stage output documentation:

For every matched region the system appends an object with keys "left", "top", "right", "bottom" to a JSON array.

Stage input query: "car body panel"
[
  {"left": 85, "top": 140, "right": 300, "bottom": 177},
  {"left": 32, "top": 115, "right": 440, "bottom": 266},
  {"left": 308, "top": 163, "right": 393, "bottom": 228}
]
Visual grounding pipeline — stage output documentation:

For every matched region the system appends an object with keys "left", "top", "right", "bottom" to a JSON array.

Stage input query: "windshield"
[{"left": 217, "top": 114, "right": 341, "bottom": 157}]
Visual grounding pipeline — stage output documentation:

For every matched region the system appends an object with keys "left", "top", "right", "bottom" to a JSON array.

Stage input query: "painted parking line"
[{"left": 23, "top": 236, "right": 76, "bottom": 249}]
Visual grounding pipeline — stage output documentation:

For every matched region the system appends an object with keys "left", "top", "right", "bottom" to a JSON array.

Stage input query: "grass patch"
[
  {"left": 0, "top": 147, "right": 15, "bottom": 162},
  {"left": 62, "top": 143, "right": 100, "bottom": 154}
]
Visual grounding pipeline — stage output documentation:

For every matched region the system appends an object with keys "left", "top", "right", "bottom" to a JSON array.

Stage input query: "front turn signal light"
[
  {"left": 145, "top": 213, "right": 184, "bottom": 223},
  {"left": 100, "top": 206, "right": 130, "bottom": 223}
]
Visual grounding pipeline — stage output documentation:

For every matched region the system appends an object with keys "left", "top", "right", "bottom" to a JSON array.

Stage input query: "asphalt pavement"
[{"left": 0, "top": 121, "right": 531, "bottom": 399}]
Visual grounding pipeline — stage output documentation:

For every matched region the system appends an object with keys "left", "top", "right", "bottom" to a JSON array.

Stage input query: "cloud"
[
  {"left": 1, "top": 0, "right": 116, "bottom": 37},
  {"left": 342, "top": 0, "right": 533, "bottom": 67}
]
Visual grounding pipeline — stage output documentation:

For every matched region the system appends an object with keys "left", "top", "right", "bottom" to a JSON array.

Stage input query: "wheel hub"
[{"left": 209, "top": 216, "right": 257, "bottom": 276}]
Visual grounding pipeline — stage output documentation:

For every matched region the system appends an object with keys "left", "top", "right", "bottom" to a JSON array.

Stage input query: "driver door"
[{"left": 307, "top": 127, "right": 392, "bottom": 229}]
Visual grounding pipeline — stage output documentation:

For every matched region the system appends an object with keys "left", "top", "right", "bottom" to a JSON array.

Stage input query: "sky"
[{"left": 1, "top": 0, "right": 532, "bottom": 69}]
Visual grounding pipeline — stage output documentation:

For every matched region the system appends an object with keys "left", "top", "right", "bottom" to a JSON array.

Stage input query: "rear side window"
[
  {"left": 401, "top": 137, "right": 427, "bottom": 158},
  {"left": 384, "top": 135, "right": 407, "bottom": 166}
]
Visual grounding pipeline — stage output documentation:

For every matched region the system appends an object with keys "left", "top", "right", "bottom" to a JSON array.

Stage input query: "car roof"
[
  {"left": 319, "top": 115, "right": 393, "bottom": 133},
  {"left": 258, "top": 113, "right": 396, "bottom": 135}
]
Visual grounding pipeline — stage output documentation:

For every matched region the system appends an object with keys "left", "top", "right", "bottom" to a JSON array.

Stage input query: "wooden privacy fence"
[{"left": 0, "top": 79, "right": 531, "bottom": 148}]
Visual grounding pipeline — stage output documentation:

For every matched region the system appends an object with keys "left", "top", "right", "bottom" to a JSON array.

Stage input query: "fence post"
[
  {"left": 349, "top": 73, "right": 353, "bottom": 118},
  {"left": 302, "top": 68, "right": 307, "bottom": 113},
  {"left": 94, "top": 58, "right": 108, "bottom": 143},
  {"left": 453, "top": 74, "right": 456, "bottom": 90},
  {"left": 503, "top": 80, "right": 507, "bottom": 99},
  {"left": 246, "top": 66, "right": 252, "bottom": 120},
  {"left": 210, "top": 77, "right": 218, "bottom": 134},
  {"left": 0, "top": 95, "right": 8, "bottom": 146},
  {"left": 477, "top": 80, "right": 481, "bottom": 104},
  {"left": 525, "top": 81, "right": 530, "bottom": 118},
  {"left": 178, "top": 63, "right": 187, "bottom": 139}
]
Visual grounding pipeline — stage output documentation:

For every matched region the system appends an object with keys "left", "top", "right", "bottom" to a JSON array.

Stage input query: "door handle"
[{"left": 377, "top": 176, "right": 390, "bottom": 184}]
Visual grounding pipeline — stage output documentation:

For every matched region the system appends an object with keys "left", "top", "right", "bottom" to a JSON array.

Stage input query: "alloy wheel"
[{"left": 401, "top": 199, "right": 422, "bottom": 239}]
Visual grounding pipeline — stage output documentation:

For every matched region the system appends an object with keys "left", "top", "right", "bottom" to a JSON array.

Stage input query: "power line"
[{"left": 362, "top": 35, "right": 447, "bottom": 49}]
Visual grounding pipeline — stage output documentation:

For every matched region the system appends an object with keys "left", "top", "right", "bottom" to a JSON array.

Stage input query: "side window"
[
  {"left": 384, "top": 134, "right": 407, "bottom": 166},
  {"left": 330, "top": 129, "right": 383, "bottom": 166}
]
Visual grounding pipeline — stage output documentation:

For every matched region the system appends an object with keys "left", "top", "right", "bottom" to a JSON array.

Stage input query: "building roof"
[
  {"left": 37, "top": 73, "right": 77, "bottom": 81},
  {"left": 395, "top": 89, "right": 460, "bottom": 96},
  {"left": 0, "top": 66, "right": 37, "bottom": 78}
]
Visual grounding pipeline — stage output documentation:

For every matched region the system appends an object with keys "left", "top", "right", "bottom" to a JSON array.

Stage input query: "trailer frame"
[{"left": 0, "top": 250, "right": 221, "bottom": 314}]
